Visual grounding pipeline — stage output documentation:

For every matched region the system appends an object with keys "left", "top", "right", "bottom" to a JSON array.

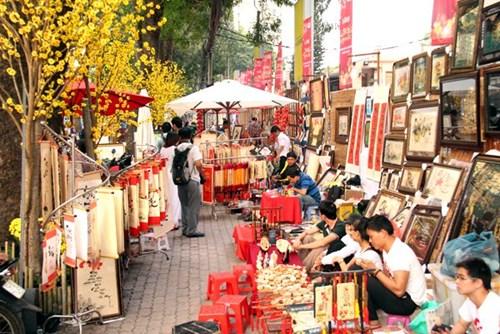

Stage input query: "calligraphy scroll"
[
  {"left": 41, "top": 226, "right": 62, "bottom": 292},
  {"left": 63, "top": 214, "right": 77, "bottom": 267},
  {"left": 345, "top": 89, "right": 367, "bottom": 174},
  {"left": 336, "top": 282, "right": 356, "bottom": 320},
  {"left": 367, "top": 86, "right": 390, "bottom": 181}
]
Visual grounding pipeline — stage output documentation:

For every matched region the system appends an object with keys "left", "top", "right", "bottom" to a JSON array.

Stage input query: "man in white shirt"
[
  {"left": 359, "top": 215, "right": 427, "bottom": 328},
  {"left": 271, "top": 126, "right": 291, "bottom": 175},
  {"left": 440, "top": 258, "right": 499, "bottom": 334},
  {"left": 175, "top": 127, "right": 205, "bottom": 238}
]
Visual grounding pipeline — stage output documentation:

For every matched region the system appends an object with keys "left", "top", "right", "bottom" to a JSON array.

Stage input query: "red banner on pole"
[
  {"left": 263, "top": 51, "right": 273, "bottom": 91},
  {"left": 275, "top": 42, "right": 283, "bottom": 94},
  {"left": 431, "top": 0, "right": 458, "bottom": 45},
  {"left": 253, "top": 58, "right": 264, "bottom": 90},
  {"left": 339, "top": 0, "right": 353, "bottom": 90},
  {"left": 302, "top": 16, "right": 312, "bottom": 80}
]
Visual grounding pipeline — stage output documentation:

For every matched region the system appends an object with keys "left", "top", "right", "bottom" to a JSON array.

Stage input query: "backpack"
[{"left": 172, "top": 147, "right": 192, "bottom": 186}]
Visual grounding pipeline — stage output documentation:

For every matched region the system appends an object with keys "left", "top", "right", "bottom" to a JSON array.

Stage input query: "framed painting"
[
  {"left": 411, "top": 53, "right": 431, "bottom": 99},
  {"left": 308, "top": 113, "right": 325, "bottom": 149},
  {"left": 364, "top": 195, "right": 378, "bottom": 218},
  {"left": 370, "top": 190, "right": 406, "bottom": 219},
  {"left": 430, "top": 47, "right": 449, "bottom": 94},
  {"left": 422, "top": 163, "right": 464, "bottom": 204},
  {"left": 317, "top": 168, "right": 338, "bottom": 190},
  {"left": 451, "top": 154, "right": 500, "bottom": 244},
  {"left": 365, "top": 96, "right": 374, "bottom": 118},
  {"left": 451, "top": 0, "right": 482, "bottom": 72},
  {"left": 398, "top": 163, "right": 424, "bottom": 195},
  {"left": 390, "top": 103, "right": 409, "bottom": 132},
  {"left": 403, "top": 207, "right": 443, "bottom": 264},
  {"left": 406, "top": 101, "right": 440, "bottom": 161},
  {"left": 382, "top": 134, "right": 406, "bottom": 169},
  {"left": 74, "top": 258, "right": 123, "bottom": 320},
  {"left": 393, "top": 206, "right": 412, "bottom": 231},
  {"left": 335, "top": 107, "right": 351, "bottom": 144},
  {"left": 364, "top": 120, "right": 371, "bottom": 147},
  {"left": 379, "top": 168, "right": 390, "bottom": 190},
  {"left": 310, "top": 78, "right": 324, "bottom": 112},
  {"left": 478, "top": 3, "right": 500, "bottom": 65},
  {"left": 387, "top": 170, "right": 401, "bottom": 192},
  {"left": 391, "top": 58, "right": 411, "bottom": 103},
  {"left": 484, "top": 67, "right": 500, "bottom": 135},
  {"left": 440, "top": 72, "right": 480, "bottom": 148}
]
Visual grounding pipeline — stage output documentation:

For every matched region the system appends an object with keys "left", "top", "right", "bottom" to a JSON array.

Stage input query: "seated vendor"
[
  {"left": 293, "top": 200, "right": 344, "bottom": 272},
  {"left": 322, "top": 214, "right": 382, "bottom": 271},
  {"left": 440, "top": 258, "right": 499, "bottom": 334},
  {"left": 359, "top": 215, "right": 427, "bottom": 329},
  {"left": 273, "top": 151, "right": 299, "bottom": 183},
  {"left": 293, "top": 201, "right": 346, "bottom": 271},
  {"left": 286, "top": 166, "right": 321, "bottom": 219}
]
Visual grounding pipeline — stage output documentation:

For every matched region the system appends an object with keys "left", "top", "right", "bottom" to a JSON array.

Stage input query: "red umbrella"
[{"left": 65, "top": 80, "right": 153, "bottom": 115}]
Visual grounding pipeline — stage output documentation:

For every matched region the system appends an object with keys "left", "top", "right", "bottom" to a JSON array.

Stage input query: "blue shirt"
[{"left": 295, "top": 172, "right": 321, "bottom": 203}]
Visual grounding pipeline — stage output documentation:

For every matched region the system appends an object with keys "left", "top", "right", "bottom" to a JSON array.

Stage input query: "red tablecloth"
[
  {"left": 232, "top": 224, "right": 255, "bottom": 261},
  {"left": 260, "top": 192, "right": 302, "bottom": 225},
  {"left": 248, "top": 244, "right": 302, "bottom": 269}
]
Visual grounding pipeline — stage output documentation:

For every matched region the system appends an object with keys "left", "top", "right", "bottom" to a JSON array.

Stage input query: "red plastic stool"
[
  {"left": 207, "top": 272, "right": 239, "bottom": 301},
  {"left": 198, "top": 304, "right": 230, "bottom": 334},
  {"left": 386, "top": 314, "right": 411, "bottom": 328},
  {"left": 215, "top": 294, "right": 250, "bottom": 334},
  {"left": 232, "top": 264, "right": 256, "bottom": 293}
]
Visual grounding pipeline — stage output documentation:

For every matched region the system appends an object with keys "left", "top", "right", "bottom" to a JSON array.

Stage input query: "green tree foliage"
[{"left": 313, "top": 0, "right": 333, "bottom": 74}]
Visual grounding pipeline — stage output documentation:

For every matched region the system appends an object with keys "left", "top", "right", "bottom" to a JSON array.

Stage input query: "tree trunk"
[
  {"left": 19, "top": 121, "right": 41, "bottom": 286},
  {"left": 200, "top": 0, "right": 223, "bottom": 88}
]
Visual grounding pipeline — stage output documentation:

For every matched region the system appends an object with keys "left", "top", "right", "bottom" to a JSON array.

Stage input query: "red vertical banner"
[
  {"left": 202, "top": 164, "right": 215, "bottom": 204},
  {"left": 275, "top": 42, "right": 283, "bottom": 94},
  {"left": 431, "top": 0, "right": 458, "bottom": 45},
  {"left": 253, "top": 58, "right": 264, "bottom": 89},
  {"left": 263, "top": 51, "right": 273, "bottom": 91},
  {"left": 339, "top": 0, "right": 353, "bottom": 90},
  {"left": 302, "top": 16, "right": 312, "bottom": 79}
]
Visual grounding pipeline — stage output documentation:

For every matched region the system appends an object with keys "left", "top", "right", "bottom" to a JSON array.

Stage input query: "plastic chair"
[
  {"left": 215, "top": 294, "right": 249, "bottom": 334},
  {"left": 232, "top": 264, "right": 256, "bottom": 294},
  {"left": 207, "top": 272, "right": 240, "bottom": 301},
  {"left": 198, "top": 304, "right": 230, "bottom": 334}
]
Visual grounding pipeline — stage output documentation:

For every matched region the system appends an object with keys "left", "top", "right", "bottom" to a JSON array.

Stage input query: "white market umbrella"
[
  {"left": 134, "top": 89, "right": 156, "bottom": 158},
  {"left": 166, "top": 79, "right": 298, "bottom": 115}
]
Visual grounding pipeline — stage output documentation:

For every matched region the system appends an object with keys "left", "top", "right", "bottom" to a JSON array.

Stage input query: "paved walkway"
[{"left": 60, "top": 207, "right": 242, "bottom": 334}]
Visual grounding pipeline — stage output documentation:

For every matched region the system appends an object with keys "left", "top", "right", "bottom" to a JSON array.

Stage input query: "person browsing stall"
[
  {"left": 171, "top": 116, "right": 183, "bottom": 133},
  {"left": 293, "top": 200, "right": 345, "bottom": 272},
  {"left": 286, "top": 166, "right": 321, "bottom": 218},
  {"left": 174, "top": 127, "right": 205, "bottom": 238},
  {"left": 436, "top": 258, "right": 499, "bottom": 334},
  {"left": 271, "top": 125, "right": 291, "bottom": 174},
  {"left": 324, "top": 214, "right": 382, "bottom": 271},
  {"left": 359, "top": 215, "right": 427, "bottom": 328}
]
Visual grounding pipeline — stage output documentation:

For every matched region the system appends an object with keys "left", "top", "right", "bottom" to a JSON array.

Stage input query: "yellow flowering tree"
[{"left": 0, "top": 0, "right": 185, "bottom": 280}]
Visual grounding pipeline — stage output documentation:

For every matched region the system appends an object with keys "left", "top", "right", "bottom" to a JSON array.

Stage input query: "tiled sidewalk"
[{"left": 59, "top": 207, "right": 243, "bottom": 334}]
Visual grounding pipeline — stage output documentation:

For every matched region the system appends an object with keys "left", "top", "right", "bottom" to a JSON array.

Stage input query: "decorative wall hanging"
[
  {"left": 365, "top": 96, "right": 374, "bottom": 118},
  {"left": 308, "top": 113, "right": 325, "bottom": 149},
  {"left": 451, "top": 0, "right": 482, "bottom": 72},
  {"left": 483, "top": 66, "right": 500, "bottom": 135},
  {"left": 422, "top": 163, "right": 464, "bottom": 204},
  {"left": 451, "top": 154, "right": 500, "bottom": 244},
  {"left": 346, "top": 89, "right": 367, "bottom": 175},
  {"left": 411, "top": 53, "right": 431, "bottom": 99},
  {"left": 391, "top": 58, "right": 411, "bottom": 102},
  {"left": 379, "top": 168, "right": 390, "bottom": 190},
  {"left": 367, "top": 86, "right": 390, "bottom": 181},
  {"left": 314, "top": 283, "right": 333, "bottom": 323},
  {"left": 75, "top": 258, "right": 123, "bottom": 320},
  {"left": 398, "top": 163, "right": 424, "bottom": 195},
  {"left": 440, "top": 72, "right": 480, "bottom": 148},
  {"left": 310, "top": 78, "right": 324, "bottom": 112},
  {"left": 387, "top": 170, "right": 401, "bottom": 192},
  {"left": 403, "top": 205, "right": 443, "bottom": 264},
  {"left": 478, "top": 3, "right": 500, "bottom": 65},
  {"left": 382, "top": 134, "right": 406, "bottom": 169},
  {"left": 335, "top": 107, "right": 351, "bottom": 144},
  {"left": 406, "top": 101, "right": 440, "bottom": 161},
  {"left": 390, "top": 103, "right": 409, "bottom": 133},
  {"left": 430, "top": 47, "right": 449, "bottom": 94},
  {"left": 364, "top": 120, "right": 371, "bottom": 147}
]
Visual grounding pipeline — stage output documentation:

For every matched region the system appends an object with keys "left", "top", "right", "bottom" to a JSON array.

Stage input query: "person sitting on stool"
[{"left": 285, "top": 166, "right": 321, "bottom": 220}]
